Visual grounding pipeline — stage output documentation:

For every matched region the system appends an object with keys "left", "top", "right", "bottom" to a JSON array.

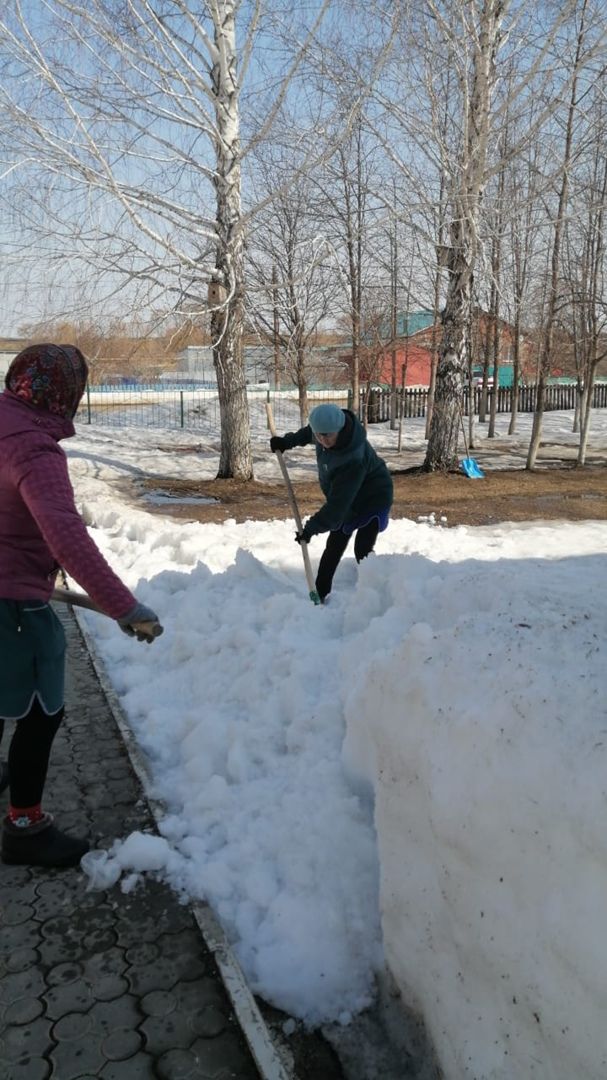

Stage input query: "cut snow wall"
[{"left": 341, "top": 549, "right": 607, "bottom": 1080}]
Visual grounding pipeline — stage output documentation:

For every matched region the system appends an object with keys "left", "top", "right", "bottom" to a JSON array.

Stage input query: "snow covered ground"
[{"left": 64, "top": 407, "right": 607, "bottom": 1078}]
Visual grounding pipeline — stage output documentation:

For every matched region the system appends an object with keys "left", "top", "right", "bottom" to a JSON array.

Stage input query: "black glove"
[
  {"left": 118, "top": 600, "right": 162, "bottom": 643},
  {"left": 295, "top": 523, "right": 313, "bottom": 545},
  {"left": 270, "top": 435, "right": 288, "bottom": 453}
]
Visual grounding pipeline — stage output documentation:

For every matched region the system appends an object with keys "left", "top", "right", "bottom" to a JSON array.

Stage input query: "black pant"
[
  {"left": 0, "top": 699, "right": 64, "bottom": 808},
  {"left": 315, "top": 518, "right": 380, "bottom": 601}
]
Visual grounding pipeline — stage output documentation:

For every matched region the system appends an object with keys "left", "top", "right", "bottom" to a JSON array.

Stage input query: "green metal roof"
[
  {"left": 366, "top": 310, "right": 435, "bottom": 344},
  {"left": 395, "top": 311, "right": 435, "bottom": 337}
]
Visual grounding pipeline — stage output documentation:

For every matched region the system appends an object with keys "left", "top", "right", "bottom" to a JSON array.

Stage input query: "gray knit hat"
[{"left": 308, "top": 404, "right": 346, "bottom": 434}]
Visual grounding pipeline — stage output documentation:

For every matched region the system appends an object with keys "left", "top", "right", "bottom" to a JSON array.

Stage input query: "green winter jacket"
[{"left": 280, "top": 410, "right": 393, "bottom": 536}]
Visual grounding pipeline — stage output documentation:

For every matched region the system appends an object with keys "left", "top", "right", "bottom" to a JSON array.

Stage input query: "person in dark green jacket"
[{"left": 270, "top": 403, "right": 393, "bottom": 601}]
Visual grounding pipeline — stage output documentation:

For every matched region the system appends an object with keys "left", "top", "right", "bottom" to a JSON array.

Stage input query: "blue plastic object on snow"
[
  {"left": 460, "top": 456, "right": 485, "bottom": 479},
  {"left": 458, "top": 405, "right": 485, "bottom": 479}
]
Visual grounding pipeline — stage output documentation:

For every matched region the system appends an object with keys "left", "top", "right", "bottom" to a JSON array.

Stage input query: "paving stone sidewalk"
[{"left": 0, "top": 605, "right": 261, "bottom": 1080}]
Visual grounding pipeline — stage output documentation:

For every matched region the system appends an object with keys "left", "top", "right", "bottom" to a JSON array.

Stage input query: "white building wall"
[{"left": 0, "top": 352, "right": 18, "bottom": 378}]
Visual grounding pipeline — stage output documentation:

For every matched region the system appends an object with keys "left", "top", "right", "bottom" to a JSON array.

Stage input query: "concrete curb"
[{"left": 69, "top": 602, "right": 294, "bottom": 1080}]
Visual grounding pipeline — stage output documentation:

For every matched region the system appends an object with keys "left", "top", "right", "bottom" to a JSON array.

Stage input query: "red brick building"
[
  {"left": 373, "top": 342, "right": 434, "bottom": 387},
  {"left": 339, "top": 311, "right": 536, "bottom": 389}
]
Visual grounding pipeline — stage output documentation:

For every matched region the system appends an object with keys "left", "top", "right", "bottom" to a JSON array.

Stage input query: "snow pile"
[{"left": 64, "top": 421, "right": 607, "bottom": 1076}]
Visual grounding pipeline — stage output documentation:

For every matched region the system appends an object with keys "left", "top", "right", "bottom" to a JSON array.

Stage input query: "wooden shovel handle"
[
  {"left": 266, "top": 404, "right": 304, "bottom": 530},
  {"left": 51, "top": 587, "right": 164, "bottom": 642},
  {"left": 265, "top": 402, "right": 320, "bottom": 604}
]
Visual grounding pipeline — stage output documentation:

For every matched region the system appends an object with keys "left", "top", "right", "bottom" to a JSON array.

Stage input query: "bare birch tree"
[
  {"left": 0, "top": 0, "right": 352, "bottom": 478},
  {"left": 311, "top": 117, "right": 379, "bottom": 415},
  {"left": 370, "top": 0, "right": 605, "bottom": 470},
  {"left": 526, "top": 0, "right": 594, "bottom": 468},
  {"left": 247, "top": 162, "right": 337, "bottom": 425},
  {"left": 561, "top": 79, "right": 607, "bottom": 463},
  {"left": 422, "top": 0, "right": 507, "bottom": 470},
  {"left": 503, "top": 125, "right": 545, "bottom": 435}
]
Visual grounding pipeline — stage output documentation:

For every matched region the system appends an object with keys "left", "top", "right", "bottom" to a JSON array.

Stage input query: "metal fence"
[
  {"left": 76, "top": 385, "right": 350, "bottom": 434},
  {"left": 75, "top": 381, "right": 607, "bottom": 433}
]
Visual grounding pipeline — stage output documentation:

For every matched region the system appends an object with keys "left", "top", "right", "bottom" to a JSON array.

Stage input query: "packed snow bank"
[
  {"left": 67, "top": 425, "right": 607, "bottom": 1069},
  {"left": 343, "top": 549, "right": 607, "bottom": 1079}
]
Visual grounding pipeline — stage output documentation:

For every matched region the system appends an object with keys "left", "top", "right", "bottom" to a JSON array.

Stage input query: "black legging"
[
  {"left": 315, "top": 518, "right": 380, "bottom": 601},
  {"left": 1, "top": 699, "right": 64, "bottom": 808}
]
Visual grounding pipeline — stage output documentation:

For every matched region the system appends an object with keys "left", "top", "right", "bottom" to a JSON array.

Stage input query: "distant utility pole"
[
  {"left": 390, "top": 220, "right": 398, "bottom": 430},
  {"left": 272, "top": 264, "right": 281, "bottom": 390}
]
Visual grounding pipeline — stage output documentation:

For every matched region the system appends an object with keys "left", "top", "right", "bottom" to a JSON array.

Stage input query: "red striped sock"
[{"left": 8, "top": 803, "right": 45, "bottom": 827}]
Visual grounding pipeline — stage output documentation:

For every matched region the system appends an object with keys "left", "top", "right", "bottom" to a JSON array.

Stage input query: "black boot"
[{"left": 2, "top": 814, "right": 89, "bottom": 868}]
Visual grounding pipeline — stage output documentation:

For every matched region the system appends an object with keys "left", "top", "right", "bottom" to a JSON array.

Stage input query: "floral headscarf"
[{"left": 5, "top": 343, "right": 88, "bottom": 419}]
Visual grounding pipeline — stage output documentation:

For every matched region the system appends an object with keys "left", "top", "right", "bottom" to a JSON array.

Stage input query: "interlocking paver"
[
  {"left": 139, "top": 987, "right": 179, "bottom": 1018},
  {"left": 2, "top": 995, "right": 45, "bottom": 1026},
  {"left": 46, "top": 960, "right": 85, "bottom": 986},
  {"left": 48, "top": 1014, "right": 107, "bottom": 1078},
  {"left": 0, "top": 607, "right": 260, "bottom": 1079},
  {"left": 101, "top": 1026, "right": 144, "bottom": 1060},
  {"left": 99, "top": 1057, "right": 156, "bottom": 1079},
  {"left": 44, "top": 975, "right": 95, "bottom": 1019},
  {"left": 2, "top": 947, "right": 39, "bottom": 975},
  {"left": 140, "top": 982, "right": 230, "bottom": 1055},
  {"left": 0, "top": 1014, "right": 54, "bottom": 1063},
  {"left": 0, "top": 1056, "right": 50, "bottom": 1080},
  {"left": 0, "top": 968, "right": 47, "bottom": 1006},
  {"left": 190, "top": 1030, "right": 260, "bottom": 1078},
  {"left": 0, "top": 919, "right": 42, "bottom": 955},
  {"left": 82, "top": 925, "right": 119, "bottom": 954},
  {"left": 52, "top": 1009, "right": 95, "bottom": 1041},
  {"left": 34, "top": 876, "right": 109, "bottom": 919},
  {"left": 156, "top": 1047, "right": 212, "bottom": 1080},
  {"left": 1, "top": 878, "right": 39, "bottom": 904}
]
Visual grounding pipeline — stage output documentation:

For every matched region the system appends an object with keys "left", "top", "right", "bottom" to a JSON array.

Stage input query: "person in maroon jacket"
[{"left": 0, "top": 343, "right": 159, "bottom": 868}]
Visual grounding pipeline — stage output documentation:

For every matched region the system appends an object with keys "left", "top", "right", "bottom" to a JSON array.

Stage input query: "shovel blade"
[{"left": 460, "top": 457, "right": 485, "bottom": 479}]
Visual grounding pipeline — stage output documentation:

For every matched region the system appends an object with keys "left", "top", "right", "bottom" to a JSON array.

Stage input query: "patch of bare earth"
[{"left": 134, "top": 464, "right": 607, "bottom": 528}]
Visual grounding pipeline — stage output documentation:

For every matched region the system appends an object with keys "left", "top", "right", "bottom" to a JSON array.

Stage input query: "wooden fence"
[{"left": 363, "top": 382, "right": 607, "bottom": 423}]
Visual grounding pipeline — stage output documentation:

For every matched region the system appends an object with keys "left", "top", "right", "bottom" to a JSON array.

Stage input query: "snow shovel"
[
  {"left": 266, "top": 402, "right": 321, "bottom": 605},
  {"left": 52, "top": 587, "right": 164, "bottom": 643},
  {"left": 458, "top": 404, "right": 485, "bottom": 479}
]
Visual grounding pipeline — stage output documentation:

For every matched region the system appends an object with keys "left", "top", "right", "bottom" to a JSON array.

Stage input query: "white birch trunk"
[
  {"left": 425, "top": 0, "right": 504, "bottom": 471},
  {"left": 577, "top": 377, "right": 593, "bottom": 465},
  {"left": 210, "top": 1, "right": 252, "bottom": 480},
  {"left": 425, "top": 225, "right": 474, "bottom": 469}
]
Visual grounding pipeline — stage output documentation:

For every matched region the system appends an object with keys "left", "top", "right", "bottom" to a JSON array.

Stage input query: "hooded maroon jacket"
[{"left": 0, "top": 390, "right": 136, "bottom": 619}]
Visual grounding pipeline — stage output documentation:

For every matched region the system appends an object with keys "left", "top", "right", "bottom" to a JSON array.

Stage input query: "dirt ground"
[{"left": 136, "top": 463, "right": 607, "bottom": 528}]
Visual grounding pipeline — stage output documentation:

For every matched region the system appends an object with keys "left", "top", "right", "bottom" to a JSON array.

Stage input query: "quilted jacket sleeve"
[
  {"left": 280, "top": 425, "right": 314, "bottom": 451},
  {"left": 13, "top": 435, "right": 137, "bottom": 620}
]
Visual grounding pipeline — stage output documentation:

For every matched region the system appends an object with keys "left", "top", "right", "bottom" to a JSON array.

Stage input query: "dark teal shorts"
[{"left": 0, "top": 600, "right": 66, "bottom": 719}]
